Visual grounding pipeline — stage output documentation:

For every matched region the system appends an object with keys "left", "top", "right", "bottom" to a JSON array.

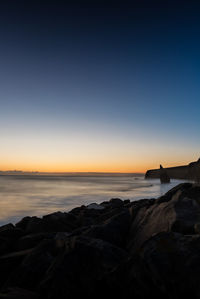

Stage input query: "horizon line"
[{"left": 0, "top": 170, "right": 145, "bottom": 175}]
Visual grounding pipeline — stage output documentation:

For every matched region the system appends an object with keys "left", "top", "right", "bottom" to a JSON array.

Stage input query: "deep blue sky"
[{"left": 0, "top": 1, "right": 200, "bottom": 172}]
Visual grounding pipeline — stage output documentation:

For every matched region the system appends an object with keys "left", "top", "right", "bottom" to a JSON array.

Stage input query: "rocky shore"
[{"left": 0, "top": 183, "right": 200, "bottom": 298}]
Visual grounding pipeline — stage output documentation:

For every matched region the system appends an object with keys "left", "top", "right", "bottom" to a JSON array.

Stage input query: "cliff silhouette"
[{"left": 145, "top": 158, "right": 200, "bottom": 181}]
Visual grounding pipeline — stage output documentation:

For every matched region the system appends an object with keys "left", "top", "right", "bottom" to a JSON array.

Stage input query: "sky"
[{"left": 0, "top": 0, "right": 200, "bottom": 173}]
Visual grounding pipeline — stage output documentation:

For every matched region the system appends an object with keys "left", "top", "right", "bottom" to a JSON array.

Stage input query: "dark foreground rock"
[{"left": 1, "top": 183, "right": 200, "bottom": 298}]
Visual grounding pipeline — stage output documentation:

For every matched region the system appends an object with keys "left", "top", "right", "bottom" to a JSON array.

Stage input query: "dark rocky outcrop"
[
  {"left": 159, "top": 164, "right": 170, "bottom": 183},
  {"left": 16, "top": 212, "right": 78, "bottom": 233},
  {"left": 0, "top": 288, "right": 39, "bottom": 298},
  {"left": 83, "top": 210, "right": 131, "bottom": 248},
  {"left": 145, "top": 157, "right": 200, "bottom": 181},
  {"left": 128, "top": 183, "right": 200, "bottom": 253},
  {"left": 1, "top": 184, "right": 200, "bottom": 298},
  {"left": 39, "top": 236, "right": 127, "bottom": 298}
]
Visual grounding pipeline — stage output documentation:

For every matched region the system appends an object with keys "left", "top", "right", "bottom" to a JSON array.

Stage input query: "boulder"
[
  {"left": 83, "top": 210, "right": 132, "bottom": 248},
  {"left": 0, "top": 224, "right": 24, "bottom": 255},
  {"left": 135, "top": 232, "right": 200, "bottom": 298},
  {"left": 86, "top": 203, "right": 105, "bottom": 210},
  {"left": 99, "top": 248, "right": 167, "bottom": 299},
  {"left": 16, "top": 217, "right": 42, "bottom": 233},
  {"left": 40, "top": 212, "right": 78, "bottom": 232},
  {"left": 3, "top": 239, "right": 57, "bottom": 290},
  {"left": 101, "top": 231, "right": 200, "bottom": 299},
  {"left": 69, "top": 205, "right": 86, "bottom": 215},
  {"left": 0, "top": 249, "right": 33, "bottom": 288},
  {"left": 128, "top": 183, "right": 200, "bottom": 253},
  {"left": 109, "top": 198, "right": 124, "bottom": 208},
  {"left": 156, "top": 182, "right": 193, "bottom": 204},
  {"left": 17, "top": 232, "right": 54, "bottom": 251},
  {"left": 0, "top": 224, "right": 24, "bottom": 239},
  {"left": 124, "top": 199, "right": 130, "bottom": 205},
  {"left": 39, "top": 236, "right": 127, "bottom": 299},
  {"left": 16, "top": 212, "right": 78, "bottom": 234},
  {"left": 71, "top": 206, "right": 106, "bottom": 227},
  {"left": 0, "top": 288, "right": 39, "bottom": 298}
]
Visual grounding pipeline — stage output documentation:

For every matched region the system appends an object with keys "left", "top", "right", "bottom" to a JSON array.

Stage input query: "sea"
[{"left": 0, "top": 174, "right": 189, "bottom": 225}]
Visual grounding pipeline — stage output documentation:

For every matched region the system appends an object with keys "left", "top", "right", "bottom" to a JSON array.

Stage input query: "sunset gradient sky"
[{"left": 0, "top": 1, "right": 200, "bottom": 172}]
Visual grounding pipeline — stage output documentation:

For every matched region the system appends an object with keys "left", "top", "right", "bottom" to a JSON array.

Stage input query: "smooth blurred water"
[{"left": 0, "top": 175, "right": 189, "bottom": 225}]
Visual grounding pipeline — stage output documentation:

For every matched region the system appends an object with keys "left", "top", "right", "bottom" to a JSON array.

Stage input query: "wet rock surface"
[{"left": 0, "top": 183, "right": 200, "bottom": 298}]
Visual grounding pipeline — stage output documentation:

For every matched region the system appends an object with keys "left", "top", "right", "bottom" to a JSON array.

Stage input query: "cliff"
[{"left": 145, "top": 158, "right": 200, "bottom": 181}]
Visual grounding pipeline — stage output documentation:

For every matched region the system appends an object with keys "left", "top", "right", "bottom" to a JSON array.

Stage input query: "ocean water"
[{"left": 0, "top": 175, "right": 189, "bottom": 225}]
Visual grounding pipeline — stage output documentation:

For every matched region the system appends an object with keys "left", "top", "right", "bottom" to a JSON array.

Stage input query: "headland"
[{"left": 145, "top": 158, "right": 200, "bottom": 181}]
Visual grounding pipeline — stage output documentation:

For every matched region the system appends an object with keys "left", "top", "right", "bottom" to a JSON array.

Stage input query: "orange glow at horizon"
[
  {"left": 0, "top": 158, "right": 150, "bottom": 173},
  {"left": 0, "top": 157, "right": 196, "bottom": 174},
  {"left": 0, "top": 127, "right": 198, "bottom": 174}
]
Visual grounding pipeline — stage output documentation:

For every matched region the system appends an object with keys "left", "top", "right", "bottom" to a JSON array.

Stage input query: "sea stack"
[{"left": 159, "top": 164, "right": 170, "bottom": 183}]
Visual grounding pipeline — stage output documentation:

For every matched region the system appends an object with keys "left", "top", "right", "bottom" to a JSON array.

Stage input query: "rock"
[
  {"left": 72, "top": 206, "right": 106, "bottom": 227},
  {"left": 109, "top": 198, "right": 124, "bottom": 208},
  {"left": 100, "top": 201, "right": 111, "bottom": 207},
  {"left": 194, "top": 223, "right": 200, "bottom": 234},
  {"left": 2, "top": 183, "right": 200, "bottom": 298},
  {"left": 83, "top": 210, "right": 132, "bottom": 248},
  {"left": 128, "top": 183, "right": 200, "bottom": 253},
  {"left": 0, "top": 224, "right": 15, "bottom": 232},
  {"left": 4, "top": 239, "right": 56, "bottom": 290},
  {"left": 145, "top": 158, "right": 200, "bottom": 181},
  {"left": 16, "top": 212, "right": 79, "bottom": 234},
  {"left": 159, "top": 165, "right": 170, "bottom": 183},
  {"left": 16, "top": 217, "right": 42, "bottom": 233},
  {"left": 0, "top": 224, "right": 23, "bottom": 239},
  {"left": 39, "top": 236, "right": 127, "bottom": 299},
  {"left": 0, "top": 288, "right": 39, "bottom": 298},
  {"left": 103, "top": 231, "right": 200, "bottom": 298},
  {"left": 54, "top": 232, "right": 71, "bottom": 251},
  {"left": 0, "top": 237, "right": 14, "bottom": 256},
  {"left": 41, "top": 212, "right": 78, "bottom": 232},
  {"left": 86, "top": 203, "right": 105, "bottom": 210},
  {"left": 99, "top": 248, "right": 167, "bottom": 299},
  {"left": 129, "top": 198, "right": 155, "bottom": 218},
  {"left": 69, "top": 205, "right": 86, "bottom": 215},
  {"left": 93, "top": 209, "right": 125, "bottom": 227},
  {"left": 124, "top": 199, "right": 130, "bottom": 205},
  {"left": 136, "top": 232, "right": 200, "bottom": 298},
  {"left": 156, "top": 182, "right": 193, "bottom": 204},
  {"left": 0, "top": 224, "right": 24, "bottom": 255},
  {"left": 15, "top": 217, "right": 32, "bottom": 231},
  {"left": 17, "top": 232, "right": 54, "bottom": 250},
  {"left": 0, "top": 249, "right": 33, "bottom": 288}
]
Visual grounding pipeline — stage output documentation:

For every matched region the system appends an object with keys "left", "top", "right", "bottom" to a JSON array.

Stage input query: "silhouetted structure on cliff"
[{"left": 145, "top": 158, "right": 200, "bottom": 182}]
